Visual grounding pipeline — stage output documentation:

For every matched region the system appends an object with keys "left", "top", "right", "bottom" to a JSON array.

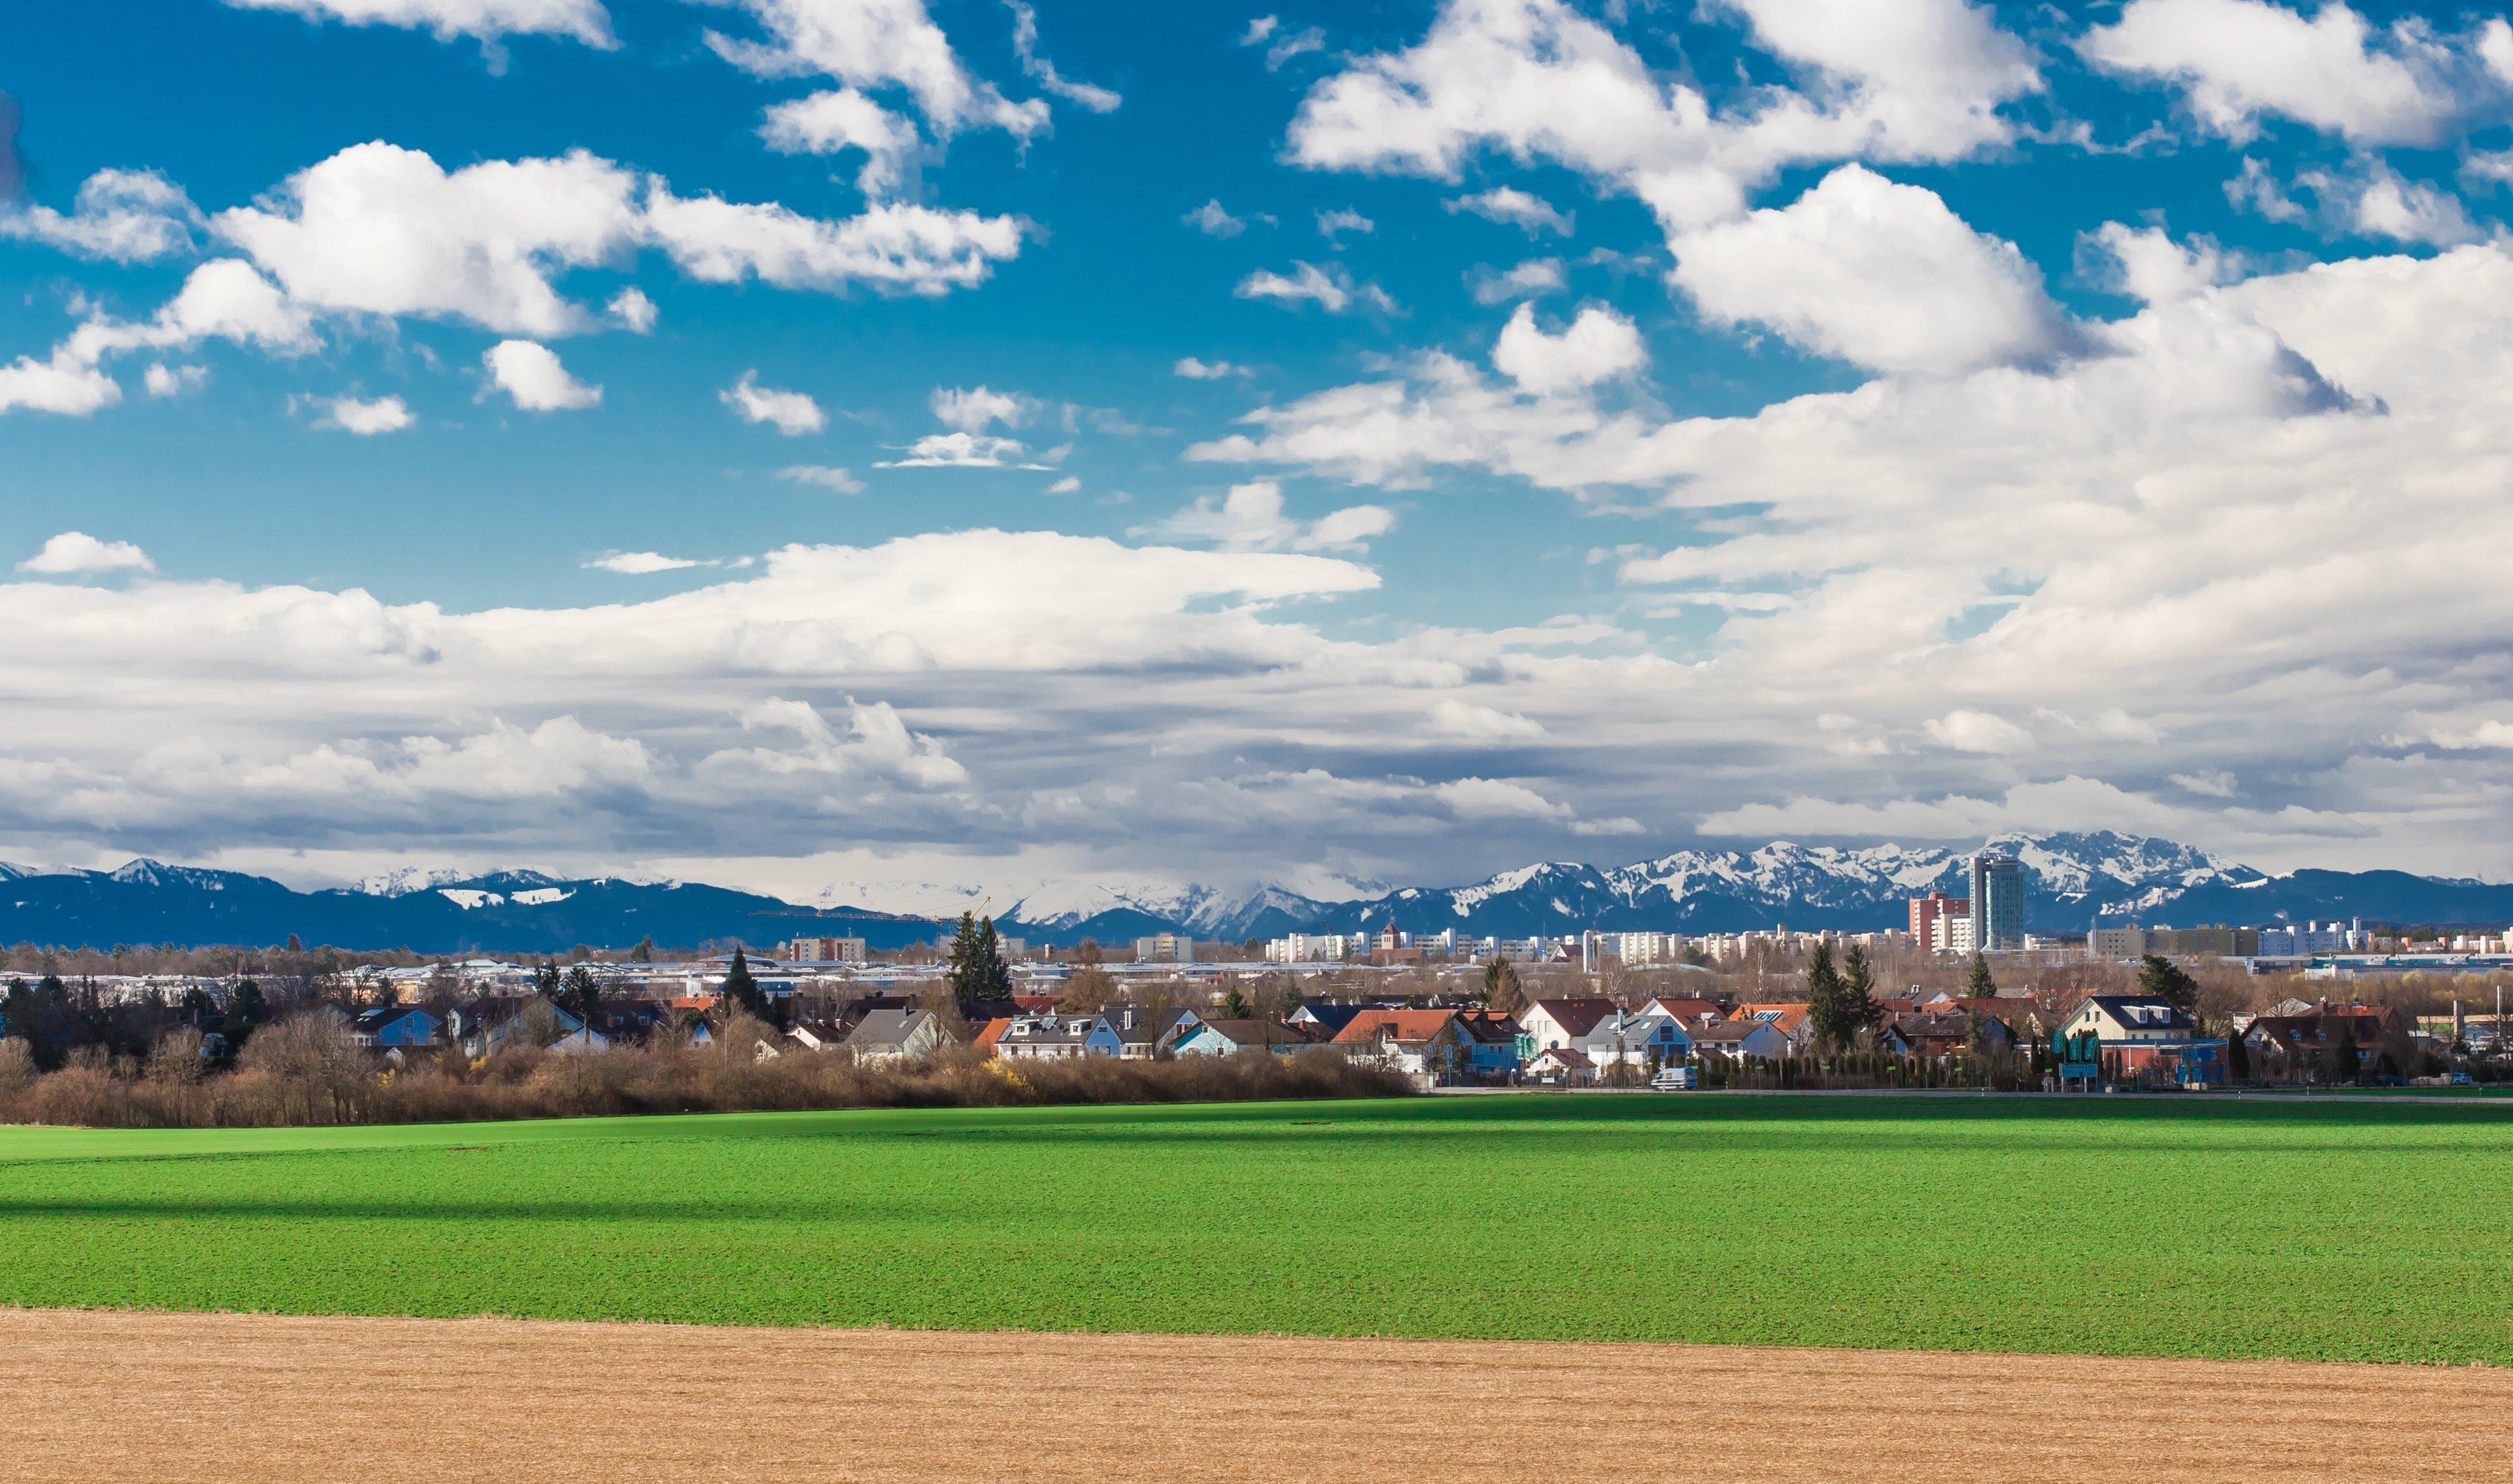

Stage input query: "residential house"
[
  {"left": 1579, "top": 1010, "right": 1692, "bottom": 1074},
  {"left": 991, "top": 1014, "right": 1122, "bottom": 1060},
  {"left": 1639, "top": 996, "right": 1723, "bottom": 1028},
  {"left": 1453, "top": 1009, "right": 1524, "bottom": 1080},
  {"left": 1331, "top": 1009, "right": 1467, "bottom": 1081},
  {"left": 1519, "top": 998, "right": 1618, "bottom": 1055},
  {"left": 350, "top": 1006, "right": 441, "bottom": 1049},
  {"left": 1882, "top": 1011, "right": 2010, "bottom": 1061},
  {"left": 2059, "top": 996, "right": 2225, "bottom": 1084},
  {"left": 1524, "top": 1045, "right": 1595, "bottom": 1086},
  {"left": 1111, "top": 1006, "right": 1203, "bottom": 1061},
  {"left": 844, "top": 1008, "right": 952, "bottom": 1065},
  {"left": 1689, "top": 1018, "right": 1792, "bottom": 1064},
  {"left": 2243, "top": 1004, "right": 2407, "bottom": 1067},
  {"left": 1287, "top": 1003, "right": 1385, "bottom": 1038},
  {"left": 787, "top": 1018, "right": 850, "bottom": 1053},
  {"left": 452, "top": 996, "right": 602, "bottom": 1057},
  {"left": 1172, "top": 1019, "right": 1324, "bottom": 1057},
  {"left": 1728, "top": 1002, "right": 1815, "bottom": 1050}
]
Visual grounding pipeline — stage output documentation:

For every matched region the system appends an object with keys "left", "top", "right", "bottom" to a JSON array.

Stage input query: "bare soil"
[{"left": 3, "top": 1308, "right": 2507, "bottom": 1482}]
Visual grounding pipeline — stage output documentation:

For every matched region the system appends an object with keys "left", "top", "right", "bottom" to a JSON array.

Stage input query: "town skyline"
[{"left": 11, "top": 826, "right": 2513, "bottom": 956}]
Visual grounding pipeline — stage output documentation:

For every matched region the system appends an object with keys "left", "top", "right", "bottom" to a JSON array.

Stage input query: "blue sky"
[{"left": 6, "top": 0, "right": 2513, "bottom": 908}]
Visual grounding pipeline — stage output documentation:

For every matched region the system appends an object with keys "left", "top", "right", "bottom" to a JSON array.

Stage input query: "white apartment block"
[
  {"left": 1603, "top": 932, "right": 1683, "bottom": 964},
  {"left": 1266, "top": 933, "right": 1355, "bottom": 963},
  {"left": 2256, "top": 923, "right": 2368, "bottom": 955},
  {"left": 1135, "top": 934, "right": 1196, "bottom": 964},
  {"left": 781, "top": 936, "right": 868, "bottom": 964}
]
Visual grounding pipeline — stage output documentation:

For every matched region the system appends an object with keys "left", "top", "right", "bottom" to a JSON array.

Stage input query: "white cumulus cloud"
[
  {"left": 321, "top": 395, "right": 414, "bottom": 434},
  {"left": 1146, "top": 480, "right": 1395, "bottom": 553},
  {"left": 760, "top": 88, "right": 924, "bottom": 198},
  {"left": 779, "top": 465, "right": 867, "bottom": 493},
  {"left": 1184, "top": 199, "right": 1247, "bottom": 237},
  {"left": 484, "top": 339, "right": 602, "bottom": 411},
  {"left": 586, "top": 552, "right": 707, "bottom": 574},
  {"left": 2082, "top": 0, "right": 2510, "bottom": 147},
  {"left": 1236, "top": 261, "right": 1399, "bottom": 314},
  {"left": 219, "top": 0, "right": 615, "bottom": 46},
  {"left": 875, "top": 431, "right": 1047, "bottom": 468},
  {"left": 1446, "top": 186, "right": 1573, "bottom": 236},
  {"left": 721, "top": 372, "right": 826, "bottom": 435},
  {"left": 1491, "top": 303, "right": 1645, "bottom": 394},
  {"left": 930, "top": 383, "right": 1033, "bottom": 431},
  {"left": 17, "top": 532, "right": 155, "bottom": 575},
  {"left": 0, "top": 168, "right": 200, "bottom": 262},
  {"left": 1669, "top": 165, "right": 2071, "bottom": 376}
]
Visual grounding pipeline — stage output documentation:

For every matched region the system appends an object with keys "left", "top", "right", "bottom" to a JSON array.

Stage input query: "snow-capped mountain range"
[
  {"left": 826, "top": 832, "right": 2468, "bottom": 943},
  {"left": 3, "top": 832, "right": 2508, "bottom": 952}
]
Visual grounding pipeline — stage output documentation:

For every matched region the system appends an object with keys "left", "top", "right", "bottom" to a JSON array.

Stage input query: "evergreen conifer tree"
[
  {"left": 947, "top": 913, "right": 1012, "bottom": 1011},
  {"left": 1481, "top": 955, "right": 1526, "bottom": 1015},
  {"left": 1806, "top": 941, "right": 1853, "bottom": 1048},
  {"left": 2137, "top": 954, "right": 2198, "bottom": 1017},
  {"left": 1967, "top": 951, "right": 1997, "bottom": 998},
  {"left": 230, "top": 978, "right": 268, "bottom": 1026},
  {"left": 720, "top": 948, "right": 769, "bottom": 1021},
  {"left": 1842, "top": 943, "right": 1878, "bottom": 1034},
  {"left": 562, "top": 964, "right": 600, "bottom": 1026}
]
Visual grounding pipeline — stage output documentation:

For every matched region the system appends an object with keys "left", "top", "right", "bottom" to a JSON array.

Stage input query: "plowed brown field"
[{"left": 2, "top": 1307, "right": 2505, "bottom": 1482}]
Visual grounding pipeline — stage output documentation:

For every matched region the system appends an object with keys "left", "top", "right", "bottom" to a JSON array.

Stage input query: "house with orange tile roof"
[
  {"left": 1331, "top": 1008, "right": 1469, "bottom": 1082},
  {"left": 1728, "top": 1002, "right": 1815, "bottom": 1049}
]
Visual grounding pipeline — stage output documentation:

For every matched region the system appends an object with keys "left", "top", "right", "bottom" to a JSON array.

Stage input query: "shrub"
[{"left": 0, "top": 1034, "right": 1411, "bottom": 1129}]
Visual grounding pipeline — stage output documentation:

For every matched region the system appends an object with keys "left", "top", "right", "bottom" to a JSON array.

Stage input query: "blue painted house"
[{"left": 351, "top": 1006, "right": 441, "bottom": 1048}]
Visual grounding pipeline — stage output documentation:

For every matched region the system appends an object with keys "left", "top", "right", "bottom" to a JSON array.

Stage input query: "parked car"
[
  {"left": 1650, "top": 1066, "right": 1697, "bottom": 1091},
  {"left": 2451, "top": 1072, "right": 2477, "bottom": 1086}
]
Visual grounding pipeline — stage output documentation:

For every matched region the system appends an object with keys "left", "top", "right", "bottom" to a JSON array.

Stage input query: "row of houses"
[
  {"left": 322, "top": 980, "right": 2417, "bottom": 1091},
  {"left": 832, "top": 992, "right": 2238, "bottom": 1088}
]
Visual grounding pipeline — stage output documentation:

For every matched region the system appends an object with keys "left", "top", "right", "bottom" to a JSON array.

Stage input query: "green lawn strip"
[{"left": 2, "top": 1095, "right": 2508, "bottom": 1366}]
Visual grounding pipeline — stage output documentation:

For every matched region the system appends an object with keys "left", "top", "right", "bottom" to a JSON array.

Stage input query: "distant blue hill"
[{"left": 0, "top": 862, "right": 936, "bottom": 955}]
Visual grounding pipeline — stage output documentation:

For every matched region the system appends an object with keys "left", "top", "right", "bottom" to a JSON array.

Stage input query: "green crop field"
[{"left": 3, "top": 1095, "right": 2510, "bottom": 1364}]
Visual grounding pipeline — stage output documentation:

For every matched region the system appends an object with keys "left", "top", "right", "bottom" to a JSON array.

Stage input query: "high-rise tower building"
[{"left": 1969, "top": 852, "right": 2025, "bottom": 952}]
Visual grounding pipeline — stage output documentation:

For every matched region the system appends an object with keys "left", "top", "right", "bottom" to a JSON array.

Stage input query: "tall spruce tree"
[
  {"left": 1481, "top": 955, "right": 1526, "bottom": 1016},
  {"left": 1841, "top": 943, "right": 1878, "bottom": 1035},
  {"left": 720, "top": 948, "right": 770, "bottom": 1021},
  {"left": 1967, "top": 951, "right": 1997, "bottom": 998},
  {"left": 1806, "top": 941, "right": 1853, "bottom": 1048},
  {"left": 2137, "top": 954, "right": 2198, "bottom": 1017},
  {"left": 948, "top": 913, "right": 1012, "bottom": 1011},
  {"left": 562, "top": 964, "right": 600, "bottom": 1027}
]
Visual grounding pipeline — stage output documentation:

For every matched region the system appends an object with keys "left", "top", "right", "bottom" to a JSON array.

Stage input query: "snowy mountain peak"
[
  {"left": 109, "top": 858, "right": 235, "bottom": 891},
  {"left": 359, "top": 866, "right": 472, "bottom": 897}
]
